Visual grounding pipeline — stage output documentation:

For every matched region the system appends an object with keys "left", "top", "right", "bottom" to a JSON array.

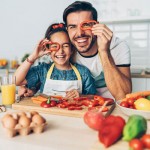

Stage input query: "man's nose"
[{"left": 76, "top": 25, "right": 85, "bottom": 36}]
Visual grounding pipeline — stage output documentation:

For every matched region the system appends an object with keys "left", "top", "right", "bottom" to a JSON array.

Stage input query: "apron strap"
[
  {"left": 46, "top": 63, "right": 55, "bottom": 79},
  {"left": 46, "top": 63, "right": 81, "bottom": 80},
  {"left": 70, "top": 64, "right": 81, "bottom": 80}
]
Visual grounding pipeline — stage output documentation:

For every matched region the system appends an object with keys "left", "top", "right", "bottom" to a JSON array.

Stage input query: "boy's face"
[
  {"left": 66, "top": 11, "right": 97, "bottom": 55},
  {"left": 50, "top": 32, "right": 72, "bottom": 68}
]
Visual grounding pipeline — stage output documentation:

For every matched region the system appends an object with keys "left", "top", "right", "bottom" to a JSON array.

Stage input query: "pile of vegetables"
[
  {"left": 84, "top": 109, "right": 150, "bottom": 149},
  {"left": 120, "top": 91, "right": 150, "bottom": 111}
]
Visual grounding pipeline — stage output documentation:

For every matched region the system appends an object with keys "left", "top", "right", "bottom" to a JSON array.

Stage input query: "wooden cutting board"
[{"left": 12, "top": 97, "right": 116, "bottom": 118}]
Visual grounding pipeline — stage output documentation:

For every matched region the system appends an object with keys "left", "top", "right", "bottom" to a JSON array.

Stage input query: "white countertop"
[{"left": 0, "top": 94, "right": 149, "bottom": 150}]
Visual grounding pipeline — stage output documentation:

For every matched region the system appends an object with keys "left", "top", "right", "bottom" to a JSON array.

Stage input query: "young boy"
[{"left": 15, "top": 23, "right": 96, "bottom": 99}]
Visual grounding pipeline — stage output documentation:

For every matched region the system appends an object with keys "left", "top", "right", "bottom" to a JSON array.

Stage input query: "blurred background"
[{"left": 0, "top": 0, "right": 150, "bottom": 91}]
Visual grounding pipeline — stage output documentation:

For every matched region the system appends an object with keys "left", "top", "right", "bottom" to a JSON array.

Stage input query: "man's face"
[{"left": 66, "top": 11, "right": 97, "bottom": 55}]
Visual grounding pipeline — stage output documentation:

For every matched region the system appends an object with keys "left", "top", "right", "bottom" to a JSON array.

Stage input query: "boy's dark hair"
[
  {"left": 63, "top": 1, "right": 98, "bottom": 24},
  {"left": 45, "top": 23, "right": 68, "bottom": 39}
]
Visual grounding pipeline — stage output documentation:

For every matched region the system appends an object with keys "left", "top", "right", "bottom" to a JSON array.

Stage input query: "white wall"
[{"left": 0, "top": 0, "right": 150, "bottom": 63}]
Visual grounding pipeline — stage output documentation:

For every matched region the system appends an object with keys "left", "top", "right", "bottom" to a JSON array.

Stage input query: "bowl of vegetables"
[{"left": 116, "top": 91, "right": 150, "bottom": 120}]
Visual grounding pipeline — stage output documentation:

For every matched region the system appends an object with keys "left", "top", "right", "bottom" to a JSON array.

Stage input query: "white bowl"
[{"left": 116, "top": 100, "right": 150, "bottom": 120}]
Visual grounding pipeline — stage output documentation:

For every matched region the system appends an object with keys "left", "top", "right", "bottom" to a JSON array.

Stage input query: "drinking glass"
[{"left": 1, "top": 75, "right": 16, "bottom": 107}]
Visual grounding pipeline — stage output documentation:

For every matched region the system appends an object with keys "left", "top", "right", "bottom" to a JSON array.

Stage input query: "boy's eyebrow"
[{"left": 63, "top": 42, "right": 70, "bottom": 45}]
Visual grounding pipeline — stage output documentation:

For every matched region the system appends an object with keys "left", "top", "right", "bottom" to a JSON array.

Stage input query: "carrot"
[
  {"left": 32, "top": 99, "right": 45, "bottom": 105},
  {"left": 31, "top": 96, "right": 47, "bottom": 101},
  {"left": 126, "top": 90, "right": 150, "bottom": 99}
]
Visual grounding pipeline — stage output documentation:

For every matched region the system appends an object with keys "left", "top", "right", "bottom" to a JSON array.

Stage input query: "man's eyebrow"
[{"left": 67, "top": 24, "right": 76, "bottom": 27}]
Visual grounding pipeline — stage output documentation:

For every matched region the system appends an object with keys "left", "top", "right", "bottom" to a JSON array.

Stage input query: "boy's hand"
[{"left": 65, "top": 89, "right": 80, "bottom": 99}]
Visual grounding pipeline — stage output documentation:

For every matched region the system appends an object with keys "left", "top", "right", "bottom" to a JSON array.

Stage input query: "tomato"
[
  {"left": 50, "top": 101, "right": 57, "bottom": 107},
  {"left": 141, "top": 134, "right": 150, "bottom": 148},
  {"left": 129, "top": 139, "right": 144, "bottom": 150},
  {"left": 120, "top": 101, "right": 129, "bottom": 108},
  {"left": 127, "top": 98, "right": 135, "bottom": 106}
]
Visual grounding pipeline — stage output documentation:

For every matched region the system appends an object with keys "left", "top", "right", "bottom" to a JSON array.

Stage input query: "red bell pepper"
[
  {"left": 40, "top": 97, "right": 57, "bottom": 108},
  {"left": 98, "top": 115, "right": 126, "bottom": 147},
  {"left": 41, "top": 97, "right": 51, "bottom": 108}
]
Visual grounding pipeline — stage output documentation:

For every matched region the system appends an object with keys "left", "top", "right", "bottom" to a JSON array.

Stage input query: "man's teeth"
[{"left": 77, "top": 39, "right": 87, "bottom": 43}]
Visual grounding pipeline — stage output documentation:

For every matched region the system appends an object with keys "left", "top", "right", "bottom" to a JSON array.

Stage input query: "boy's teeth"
[{"left": 56, "top": 56, "right": 64, "bottom": 58}]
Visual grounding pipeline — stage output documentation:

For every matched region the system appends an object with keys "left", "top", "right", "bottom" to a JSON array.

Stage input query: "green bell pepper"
[{"left": 123, "top": 115, "right": 147, "bottom": 141}]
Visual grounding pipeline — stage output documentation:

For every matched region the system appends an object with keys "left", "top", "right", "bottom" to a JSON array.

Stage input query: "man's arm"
[
  {"left": 99, "top": 51, "right": 132, "bottom": 100},
  {"left": 92, "top": 24, "right": 132, "bottom": 100}
]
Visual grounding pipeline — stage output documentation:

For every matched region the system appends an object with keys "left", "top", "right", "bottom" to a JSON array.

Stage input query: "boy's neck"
[{"left": 54, "top": 63, "right": 72, "bottom": 70}]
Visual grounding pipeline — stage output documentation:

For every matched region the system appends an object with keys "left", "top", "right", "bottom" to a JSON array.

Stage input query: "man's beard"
[{"left": 72, "top": 36, "right": 97, "bottom": 54}]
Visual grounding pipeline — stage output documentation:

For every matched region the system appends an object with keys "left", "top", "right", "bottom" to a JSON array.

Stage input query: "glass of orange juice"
[{"left": 1, "top": 75, "right": 16, "bottom": 107}]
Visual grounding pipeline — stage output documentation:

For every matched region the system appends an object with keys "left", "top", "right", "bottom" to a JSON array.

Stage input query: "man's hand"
[{"left": 92, "top": 23, "right": 113, "bottom": 53}]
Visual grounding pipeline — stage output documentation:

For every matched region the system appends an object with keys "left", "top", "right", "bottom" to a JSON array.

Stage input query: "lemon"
[{"left": 134, "top": 98, "right": 150, "bottom": 111}]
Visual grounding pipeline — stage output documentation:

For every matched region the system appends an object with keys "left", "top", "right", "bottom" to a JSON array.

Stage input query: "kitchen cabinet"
[
  {"left": 132, "top": 78, "right": 146, "bottom": 92},
  {"left": 132, "top": 78, "right": 150, "bottom": 92},
  {"left": 146, "top": 79, "right": 150, "bottom": 90}
]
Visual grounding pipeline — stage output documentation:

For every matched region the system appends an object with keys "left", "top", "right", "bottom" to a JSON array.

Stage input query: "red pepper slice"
[
  {"left": 73, "top": 97, "right": 89, "bottom": 101},
  {"left": 88, "top": 106, "right": 108, "bottom": 112},
  {"left": 57, "top": 103, "right": 67, "bottom": 108}
]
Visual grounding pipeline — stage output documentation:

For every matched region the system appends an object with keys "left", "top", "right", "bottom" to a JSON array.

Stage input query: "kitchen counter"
[
  {"left": 131, "top": 69, "right": 150, "bottom": 78},
  {"left": 0, "top": 95, "right": 150, "bottom": 150}
]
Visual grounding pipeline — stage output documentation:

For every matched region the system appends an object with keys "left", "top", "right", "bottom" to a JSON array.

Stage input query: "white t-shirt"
[{"left": 74, "top": 36, "right": 131, "bottom": 98}]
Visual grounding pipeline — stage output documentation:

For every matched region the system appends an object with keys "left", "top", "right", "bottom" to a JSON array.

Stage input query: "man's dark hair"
[{"left": 63, "top": 1, "right": 98, "bottom": 24}]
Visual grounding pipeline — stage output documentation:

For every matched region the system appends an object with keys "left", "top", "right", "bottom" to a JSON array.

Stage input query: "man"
[
  {"left": 19, "top": 1, "right": 132, "bottom": 100},
  {"left": 62, "top": 1, "right": 132, "bottom": 100}
]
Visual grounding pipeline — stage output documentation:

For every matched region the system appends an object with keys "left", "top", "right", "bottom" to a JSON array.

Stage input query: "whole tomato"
[
  {"left": 120, "top": 101, "right": 129, "bottom": 108},
  {"left": 141, "top": 134, "right": 150, "bottom": 149},
  {"left": 129, "top": 139, "right": 144, "bottom": 150}
]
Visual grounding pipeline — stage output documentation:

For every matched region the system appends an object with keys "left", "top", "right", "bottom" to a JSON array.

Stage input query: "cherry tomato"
[
  {"left": 129, "top": 139, "right": 144, "bottom": 150},
  {"left": 120, "top": 101, "right": 129, "bottom": 108},
  {"left": 141, "top": 134, "right": 150, "bottom": 149},
  {"left": 129, "top": 105, "right": 136, "bottom": 109},
  {"left": 127, "top": 98, "right": 135, "bottom": 106}
]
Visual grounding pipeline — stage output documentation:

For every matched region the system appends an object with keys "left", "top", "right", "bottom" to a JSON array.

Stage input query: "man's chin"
[{"left": 75, "top": 46, "right": 89, "bottom": 53}]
